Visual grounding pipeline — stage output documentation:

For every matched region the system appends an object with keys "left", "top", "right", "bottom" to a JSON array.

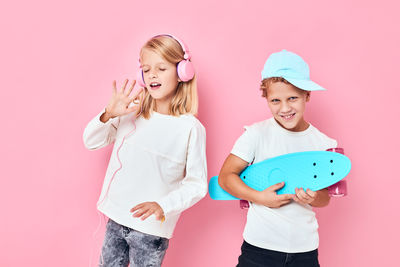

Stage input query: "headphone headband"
[{"left": 153, "top": 34, "right": 191, "bottom": 60}]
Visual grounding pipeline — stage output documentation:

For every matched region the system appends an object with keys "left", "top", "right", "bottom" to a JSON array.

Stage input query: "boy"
[{"left": 219, "top": 50, "right": 337, "bottom": 267}]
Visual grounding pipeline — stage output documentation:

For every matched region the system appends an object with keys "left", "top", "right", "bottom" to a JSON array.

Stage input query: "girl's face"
[
  {"left": 141, "top": 48, "right": 180, "bottom": 109},
  {"left": 266, "top": 82, "right": 310, "bottom": 132}
]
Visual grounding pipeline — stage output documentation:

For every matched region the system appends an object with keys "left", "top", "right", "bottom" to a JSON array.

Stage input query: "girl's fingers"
[
  {"left": 130, "top": 205, "right": 139, "bottom": 213},
  {"left": 155, "top": 212, "right": 164, "bottom": 221},
  {"left": 140, "top": 210, "right": 154, "bottom": 221},
  {"left": 128, "top": 88, "right": 144, "bottom": 107},
  {"left": 132, "top": 208, "right": 147, "bottom": 218},
  {"left": 130, "top": 203, "right": 144, "bottom": 213},
  {"left": 112, "top": 80, "right": 117, "bottom": 94},
  {"left": 131, "top": 202, "right": 160, "bottom": 220},
  {"left": 125, "top": 80, "right": 136, "bottom": 96},
  {"left": 131, "top": 87, "right": 143, "bottom": 99},
  {"left": 121, "top": 79, "right": 129, "bottom": 93}
]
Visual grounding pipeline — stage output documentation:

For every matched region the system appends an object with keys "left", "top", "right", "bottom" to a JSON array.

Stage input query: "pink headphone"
[{"left": 136, "top": 34, "right": 195, "bottom": 88}]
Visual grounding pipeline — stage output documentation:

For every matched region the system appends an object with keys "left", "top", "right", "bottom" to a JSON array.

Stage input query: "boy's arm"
[
  {"left": 219, "top": 154, "right": 293, "bottom": 208},
  {"left": 310, "top": 189, "right": 330, "bottom": 207}
]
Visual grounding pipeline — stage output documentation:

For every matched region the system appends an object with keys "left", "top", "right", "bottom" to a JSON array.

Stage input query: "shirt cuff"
[
  {"left": 93, "top": 108, "right": 118, "bottom": 126},
  {"left": 155, "top": 199, "right": 171, "bottom": 220}
]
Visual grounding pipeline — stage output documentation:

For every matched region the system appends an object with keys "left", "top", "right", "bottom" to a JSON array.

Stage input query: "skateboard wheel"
[
  {"left": 326, "top": 147, "right": 344, "bottom": 154},
  {"left": 240, "top": 200, "right": 249, "bottom": 209},
  {"left": 328, "top": 180, "right": 347, "bottom": 197}
]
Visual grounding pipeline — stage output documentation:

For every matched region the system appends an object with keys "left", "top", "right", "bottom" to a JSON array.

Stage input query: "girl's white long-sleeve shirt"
[{"left": 83, "top": 110, "right": 207, "bottom": 238}]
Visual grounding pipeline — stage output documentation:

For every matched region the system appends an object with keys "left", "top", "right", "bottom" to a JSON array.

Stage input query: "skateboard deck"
[{"left": 209, "top": 150, "right": 351, "bottom": 200}]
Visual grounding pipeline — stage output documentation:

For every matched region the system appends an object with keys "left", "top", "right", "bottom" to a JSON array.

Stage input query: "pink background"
[{"left": 1, "top": 0, "right": 399, "bottom": 266}]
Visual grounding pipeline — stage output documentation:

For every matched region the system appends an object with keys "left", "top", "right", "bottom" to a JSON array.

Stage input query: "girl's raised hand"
[{"left": 102, "top": 79, "right": 143, "bottom": 122}]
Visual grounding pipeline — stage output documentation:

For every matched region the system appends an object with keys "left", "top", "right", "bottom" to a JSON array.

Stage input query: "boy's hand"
[
  {"left": 293, "top": 187, "right": 317, "bottom": 205},
  {"left": 130, "top": 202, "right": 165, "bottom": 221},
  {"left": 101, "top": 79, "right": 143, "bottom": 122},
  {"left": 256, "top": 182, "right": 293, "bottom": 208}
]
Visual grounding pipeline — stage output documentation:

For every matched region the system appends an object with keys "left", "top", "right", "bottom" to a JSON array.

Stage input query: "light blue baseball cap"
[{"left": 261, "top": 49, "right": 325, "bottom": 91}]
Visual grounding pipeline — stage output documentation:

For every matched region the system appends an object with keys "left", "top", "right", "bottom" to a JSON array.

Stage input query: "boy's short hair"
[{"left": 260, "top": 77, "right": 302, "bottom": 98}]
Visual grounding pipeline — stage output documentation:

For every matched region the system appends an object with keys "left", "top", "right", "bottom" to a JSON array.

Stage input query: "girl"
[{"left": 83, "top": 34, "right": 207, "bottom": 267}]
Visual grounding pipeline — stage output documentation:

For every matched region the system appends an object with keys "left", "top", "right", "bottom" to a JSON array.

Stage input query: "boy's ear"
[{"left": 306, "top": 91, "right": 311, "bottom": 102}]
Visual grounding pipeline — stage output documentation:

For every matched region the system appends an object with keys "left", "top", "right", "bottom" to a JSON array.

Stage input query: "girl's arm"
[
  {"left": 83, "top": 109, "right": 120, "bottom": 150},
  {"left": 83, "top": 79, "right": 142, "bottom": 150},
  {"left": 155, "top": 123, "right": 208, "bottom": 219}
]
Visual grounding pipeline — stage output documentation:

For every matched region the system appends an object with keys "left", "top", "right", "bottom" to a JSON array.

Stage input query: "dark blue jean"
[
  {"left": 237, "top": 241, "right": 320, "bottom": 267},
  {"left": 99, "top": 219, "right": 169, "bottom": 267}
]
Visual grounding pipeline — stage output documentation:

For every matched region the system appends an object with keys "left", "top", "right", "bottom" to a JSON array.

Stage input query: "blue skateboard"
[{"left": 209, "top": 150, "right": 351, "bottom": 200}]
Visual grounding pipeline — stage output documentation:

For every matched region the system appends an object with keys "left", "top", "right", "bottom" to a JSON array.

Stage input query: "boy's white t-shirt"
[
  {"left": 83, "top": 110, "right": 207, "bottom": 239},
  {"left": 231, "top": 118, "right": 337, "bottom": 253}
]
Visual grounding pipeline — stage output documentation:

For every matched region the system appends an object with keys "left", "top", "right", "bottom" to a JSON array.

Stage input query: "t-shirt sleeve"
[
  {"left": 330, "top": 139, "right": 338, "bottom": 149},
  {"left": 230, "top": 126, "right": 257, "bottom": 164},
  {"left": 322, "top": 135, "right": 338, "bottom": 150}
]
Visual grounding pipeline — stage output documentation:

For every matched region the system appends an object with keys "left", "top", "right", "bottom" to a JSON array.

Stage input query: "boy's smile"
[{"left": 266, "top": 81, "right": 310, "bottom": 132}]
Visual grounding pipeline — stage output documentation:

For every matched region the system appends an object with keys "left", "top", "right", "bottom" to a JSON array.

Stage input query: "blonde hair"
[
  {"left": 260, "top": 77, "right": 291, "bottom": 98},
  {"left": 137, "top": 35, "right": 198, "bottom": 119}
]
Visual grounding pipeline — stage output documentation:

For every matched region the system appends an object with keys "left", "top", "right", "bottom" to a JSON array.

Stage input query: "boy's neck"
[{"left": 274, "top": 118, "right": 310, "bottom": 132}]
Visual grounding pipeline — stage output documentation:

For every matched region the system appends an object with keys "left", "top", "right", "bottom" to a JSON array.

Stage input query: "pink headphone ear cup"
[
  {"left": 136, "top": 69, "right": 146, "bottom": 88},
  {"left": 177, "top": 60, "right": 195, "bottom": 82}
]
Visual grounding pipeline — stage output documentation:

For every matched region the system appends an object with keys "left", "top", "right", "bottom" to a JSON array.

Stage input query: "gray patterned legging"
[{"left": 99, "top": 219, "right": 169, "bottom": 267}]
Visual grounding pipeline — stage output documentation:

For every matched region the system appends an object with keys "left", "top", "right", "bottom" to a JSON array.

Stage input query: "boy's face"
[{"left": 266, "top": 82, "right": 310, "bottom": 132}]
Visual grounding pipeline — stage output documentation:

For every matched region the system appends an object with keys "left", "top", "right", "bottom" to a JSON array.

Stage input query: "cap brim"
[{"left": 284, "top": 77, "right": 326, "bottom": 91}]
